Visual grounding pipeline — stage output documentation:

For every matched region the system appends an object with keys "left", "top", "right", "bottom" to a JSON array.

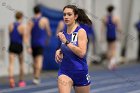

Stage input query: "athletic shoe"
[
  {"left": 32, "top": 78, "right": 40, "bottom": 85},
  {"left": 18, "top": 81, "right": 26, "bottom": 87},
  {"left": 9, "top": 78, "right": 15, "bottom": 88}
]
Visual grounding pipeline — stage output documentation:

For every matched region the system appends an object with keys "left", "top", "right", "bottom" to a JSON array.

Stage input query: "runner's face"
[{"left": 63, "top": 8, "right": 77, "bottom": 25}]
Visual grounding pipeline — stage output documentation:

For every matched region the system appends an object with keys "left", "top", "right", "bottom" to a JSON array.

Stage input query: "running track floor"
[{"left": 0, "top": 62, "right": 140, "bottom": 93}]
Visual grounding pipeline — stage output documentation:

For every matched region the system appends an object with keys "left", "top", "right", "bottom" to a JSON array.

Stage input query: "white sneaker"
[
  {"left": 108, "top": 58, "right": 117, "bottom": 70},
  {"left": 32, "top": 78, "right": 40, "bottom": 85}
]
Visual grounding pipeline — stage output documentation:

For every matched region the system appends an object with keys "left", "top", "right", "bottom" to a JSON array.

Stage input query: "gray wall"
[
  {"left": 126, "top": 0, "right": 140, "bottom": 60},
  {"left": 0, "top": 0, "right": 35, "bottom": 76},
  {"left": 0, "top": 0, "right": 140, "bottom": 76}
]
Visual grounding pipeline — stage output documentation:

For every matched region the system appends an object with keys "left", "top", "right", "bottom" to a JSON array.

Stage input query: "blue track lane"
[{"left": 0, "top": 63, "right": 140, "bottom": 93}]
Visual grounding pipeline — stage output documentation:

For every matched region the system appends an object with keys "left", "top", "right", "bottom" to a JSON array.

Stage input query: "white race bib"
[{"left": 71, "top": 32, "right": 78, "bottom": 43}]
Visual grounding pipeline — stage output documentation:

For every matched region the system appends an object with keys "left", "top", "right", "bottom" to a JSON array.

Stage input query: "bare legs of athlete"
[
  {"left": 8, "top": 53, "right": 26, "bottom": 88},
  {"left": 58, "top": 75, "right": 90, "bottom": 93},
  {"left": 107, "top": 42, "right": 117, "bottom": 70},
  {"left": 32, "top": 55, "right": 43, "bottom": 85}
]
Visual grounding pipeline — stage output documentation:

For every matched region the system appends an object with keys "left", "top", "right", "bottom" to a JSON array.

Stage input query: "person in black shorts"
[
  {"left": 27, "top": 5, "right": 51, "bottom": 85},
  {"left": 101, "top": 5, "right": 121, "bottom": 70},
  {"left": 8, "top": 11, "right": 26, "bottom": 88}
]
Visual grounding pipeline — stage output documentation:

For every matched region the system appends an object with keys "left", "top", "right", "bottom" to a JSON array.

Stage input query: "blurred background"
[
  {"left": 0, "top": 0, "right": 140, "bottom": 92},
  {"left": 0, "top": 0, "right": 140, "bottom": 76}
]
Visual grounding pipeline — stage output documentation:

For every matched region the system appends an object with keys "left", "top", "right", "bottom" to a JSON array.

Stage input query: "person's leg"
[
  {"left": 18, "top": 53, "right": 26, "bottom": 87},
  {"left": 35, "top": 55, "right": 43, "bottom": 78},
  {"left": 110, "top": 41, "right": 116, "bottom": 58},
  {"left": 107, "top": 42, "right": 112, "bottom": 60},
  {"left": 58, "top": 75, "right": 73, "bottom": 93},
  {"left": 33, "top": 55, "right": 43, "bottom": 84},
  {"left": 18, "top": 53, "right": 24, "bottom": 81},
  {"left": 74, "top": 85, "right": 90, "bottom": 93},
  {"left": 8, "top": 53, "right": 15, "bottom": 88},
  {"left": 108, "top": 41, "right": 116, "bottom": 70}
]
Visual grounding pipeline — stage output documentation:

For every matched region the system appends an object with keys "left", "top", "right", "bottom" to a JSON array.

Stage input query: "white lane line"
[
  {"left": 32, "top": 88, "right": 58, "bottom": 93},
  {"left": 94, "top": 75, "right": 140, "bottom": 85},
  {"left": 2, "top": 75, "right": 139, "bottom": 93},
  {"left": 0, "top": 81, "right": 57, "bottom": 93},
  {"left": 0, "top": 75, "right": 109, "bottom": 92},
  {"left": 1, "top": 69, "right": 140, "bottom": 93},
  {"left": 31, "top": 76, "right": 140, "bottom": 93},
  {"left": 92, "top": 72, "right": 140, "bottom": 81},
  {"left": 128, "top": 89, "right": 140, "bottom": 93},
  {"left": 90, "top": 81, "right": 140, "bottom": 93}
]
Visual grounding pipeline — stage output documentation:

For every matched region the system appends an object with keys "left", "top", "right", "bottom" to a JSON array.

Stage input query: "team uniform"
[
  {"left": 9, "top": 22, "right": 23, "bottom": 54},
  {"left": 61, "top": 22, "right": 95, "bottom": 47},
  {"left": 106, "top": 15, "right": 117, "bottom": 43},
  {"left": 58, "top": 26, "right": 91, "bottom": 86},
  {"left": 31, "top": 16, "right": 47, "bottom": 57}
]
